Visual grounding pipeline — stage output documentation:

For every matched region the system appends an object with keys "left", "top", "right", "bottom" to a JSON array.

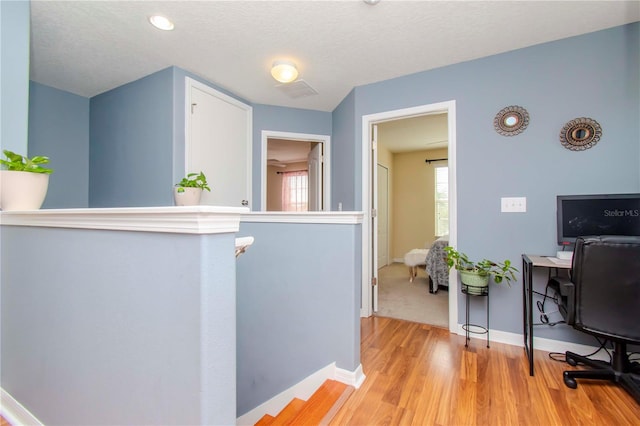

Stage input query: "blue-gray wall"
[
  {"left": 89, "top": 67, "right": 175, "bottom": 207},
  {"left": 236, "top": 221, "right": 361, "bottom": 416},
  {"left": 251, "top": 104, "right": 332, "bottom": 208},
  {"left": 331, "top": 89, "right": 356, "bottom": 211},
  {"left": 0, "top": 0, "right": 29, "bottom": 155},
  {"left": 28, "top": 82, "right": 90, "bottom": 208},
  {"left": 345, "top": 23, "right": 640, "bottom": 338},
  {"left": 1, "top": 226, "right": 237, "bottom": 425}
]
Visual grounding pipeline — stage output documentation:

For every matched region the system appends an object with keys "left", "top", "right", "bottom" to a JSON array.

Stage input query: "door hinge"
[
  {"left": 372, "top": 140, "right": 377, "bottom": 150},
  {"left": 371, "top": 277, "right": 377, "bottom": 286},
  {"left": 371, "top": 208, "right": 377, "bottom": 218},
  {"left": 191, "top": 103, "right": 197, "bottom": 114}
]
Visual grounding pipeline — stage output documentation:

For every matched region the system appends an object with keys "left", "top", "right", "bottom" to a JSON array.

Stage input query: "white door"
[
  {"left": 372, "top": 124, "right": 379, "bottom": 312},
  {"left": 308, "top": 142, "right": 323, "bottom": 211},
  {"left": 186, "top": 79, "right": 252, "bottom": 207},
  {"left": 377, "top": 164, "right": 389, "bottom": 268}
]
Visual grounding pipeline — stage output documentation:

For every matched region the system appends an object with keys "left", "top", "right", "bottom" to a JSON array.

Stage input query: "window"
[
  {"left": 435, "top": 166, "right": 449, "bottom": 236},
  {"left": 281, "top": 170, "right": 308, "bottom": 211}
]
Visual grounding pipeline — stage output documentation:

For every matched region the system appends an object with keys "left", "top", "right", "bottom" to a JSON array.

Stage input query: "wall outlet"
[{"left": 501, "top": 197, "right": 526, "bottom": 213}]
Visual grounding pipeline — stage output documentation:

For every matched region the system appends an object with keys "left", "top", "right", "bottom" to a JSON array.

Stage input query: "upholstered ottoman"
[{"left": 404, "top": 248, "right": 429, "bottom": 282}]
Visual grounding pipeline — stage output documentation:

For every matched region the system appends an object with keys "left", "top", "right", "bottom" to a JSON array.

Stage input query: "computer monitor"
[{"left": 556, "top": 193, "right": 640, "bottom": 246}]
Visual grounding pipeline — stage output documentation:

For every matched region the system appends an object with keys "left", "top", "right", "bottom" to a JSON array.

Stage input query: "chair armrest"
[{"left": 548, "top": 276, "right": 575, "bottom": 325}]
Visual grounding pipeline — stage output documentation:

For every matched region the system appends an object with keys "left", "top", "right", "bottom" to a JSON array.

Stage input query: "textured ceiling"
[{"left": 30, "top": 1, "right": 640, "bottom": 112}]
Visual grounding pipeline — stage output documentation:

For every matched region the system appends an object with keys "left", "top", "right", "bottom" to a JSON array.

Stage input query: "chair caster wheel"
[
  {"left": 563, "top": 373, "right": 577, "bottom": 389},
  {"left": 566, "top": 357, "right": 578, "bottom": 367}
]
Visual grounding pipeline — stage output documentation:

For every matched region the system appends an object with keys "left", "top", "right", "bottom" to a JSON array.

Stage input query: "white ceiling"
[
  {"left": 377, "top": 113, "right": 448, "bottom": 153},
  {"left": 29, "top": 1, "right": 639, "bottom": 112}
]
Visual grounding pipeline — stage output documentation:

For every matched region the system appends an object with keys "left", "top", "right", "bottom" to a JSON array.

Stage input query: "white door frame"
[
  {"left": 361, "top": 100, "right": 458, "bottom": 334},
  {"left": 260, "top": 130, "right": 331, "bottom": 211}
]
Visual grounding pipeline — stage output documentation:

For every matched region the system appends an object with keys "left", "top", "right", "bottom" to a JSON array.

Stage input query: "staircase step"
[
  {"left": 269, "top": 398, "right": 306, "bottom": 425},
  {"left": 286, "top": 379, "right": 352, "bottom": 426},
  {"left": 255, "top": 414, "right": 275, "bottom": 426}
]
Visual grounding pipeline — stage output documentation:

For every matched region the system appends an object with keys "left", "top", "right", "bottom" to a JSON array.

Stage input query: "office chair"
[{"left": 548, "top": 236, "right": 640, "bottom": 403}]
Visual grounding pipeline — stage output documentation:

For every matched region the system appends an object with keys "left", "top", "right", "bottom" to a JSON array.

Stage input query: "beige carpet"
[{"left": 376, "top": 262, "right": 449, "bottom": 328}]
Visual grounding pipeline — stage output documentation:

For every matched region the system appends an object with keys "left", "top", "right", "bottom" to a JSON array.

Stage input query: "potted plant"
[
  {"left": 444, "top": 246, "right": 518, "bottom": 294},
  {"left": 174, "top": 171, "right": 210, "bottom": 206},
  {"left": 0, "top": 150, "right": 53, "bottom": 211}
]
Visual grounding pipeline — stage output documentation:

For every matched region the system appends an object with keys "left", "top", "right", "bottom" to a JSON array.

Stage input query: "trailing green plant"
[
  {"left": 0, "top": 150, "right": 53, "bottom": 174},
  {"left": 175, "top": 171, "right": 210, "bottom": 192},
  {"left": 444, "top": 246, "right": 518, "bottom": 286}
]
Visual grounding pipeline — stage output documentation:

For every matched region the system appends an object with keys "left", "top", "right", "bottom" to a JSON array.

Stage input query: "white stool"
[{"left": 404, "top": 249, "right": 429, "bottom": 282}]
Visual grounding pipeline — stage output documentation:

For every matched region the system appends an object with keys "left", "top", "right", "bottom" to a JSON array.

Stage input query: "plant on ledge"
[
  {"left": 1, "top": 150, "right": 53, "bottom": 211},
  {"left": 1, "top": 150, "right": 53, "bottom": 174},
  {"left": 175, "top": 171, "right": 210, "bottom": 193},
  {"left": 173, "top": 171, "right": 210, "bottom": 207},
  {"left": 444, "top": 246, "right": 518, "bottom": 290}
]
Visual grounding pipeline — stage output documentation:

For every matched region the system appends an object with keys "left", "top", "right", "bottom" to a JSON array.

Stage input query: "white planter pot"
[
  {"left": 0, "top": 171, "right": 50, "bottom": 211},
  {"left": 173, "top": 187, "right": 202, "bottom": 206}
]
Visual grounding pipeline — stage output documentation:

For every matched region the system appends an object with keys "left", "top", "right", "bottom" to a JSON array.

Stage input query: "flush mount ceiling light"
[
  {"left": 363, "top": 0, "right": 381, "bottom": 5},
  {"left": 149, "top": 15, "right": 174, "bottom": 31},
  {"left": 270, "top": 60, "right": 299, "bottom": 84}
]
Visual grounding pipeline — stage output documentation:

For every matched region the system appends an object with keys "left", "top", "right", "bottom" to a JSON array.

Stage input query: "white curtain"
[{"left": 281, "top": 170, "right": 308, "bottom": 211}]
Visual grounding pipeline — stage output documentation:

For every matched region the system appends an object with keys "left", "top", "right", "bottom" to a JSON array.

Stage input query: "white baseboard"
[
  {"left": 1, "top": 388, "right": 43, "bottom": 426},
  {"left": 236, "top": 362, "right": 365, "bottom": 426},
  {"left": 454, "top": 324, "right": 609, "bottom": 361}
]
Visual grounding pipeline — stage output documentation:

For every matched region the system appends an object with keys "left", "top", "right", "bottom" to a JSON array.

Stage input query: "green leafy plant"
[
  {"left": 175, "top": 171, "right": 210, "bottom": 193},
  {"left": 444, "top": 246, "right": 518, "bottom": 285},
  {"left": 0, "top": 150, "right": 53, "bottom": 174}
]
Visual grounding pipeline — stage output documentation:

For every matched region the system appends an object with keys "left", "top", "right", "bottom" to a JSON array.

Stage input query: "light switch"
[{"left": 501, "top": 197, "right": 526, "bottom": 213}]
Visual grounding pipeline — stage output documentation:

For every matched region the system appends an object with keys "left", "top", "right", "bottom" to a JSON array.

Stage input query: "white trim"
[
  {"left": 360, "top": 100, "right": 458, "bottom": 332},
  {"left": 260, "top": 130, "right": 331, "bottom": 212},
  {"left": 241, "top": 211, "right": 363, "bottom": 224},
  {"left": 235, "top": 363, "right": 365, "bottom": 426},
  {"left": 0, "top": 206, "right": 248, "bottom": 234},
  {"left": 185, "top": 77, "right": 252, "bottom": 208},
  {"left": 335, "top": 364, "right": 366, "bottom": 389},
  {"left": 456, "top": 325, "right": 610, "bottom": 362},
  {"left": 1, "top": 388, "right": 44, "bottom": 426}
]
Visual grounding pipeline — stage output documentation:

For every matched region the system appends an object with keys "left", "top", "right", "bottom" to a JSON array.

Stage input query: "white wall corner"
[
  {"left": 334, "top": 364, "right": 366, "bottom": 389},
  {"left": 1, "top": 388, "right": 44, "bottom": 426}
]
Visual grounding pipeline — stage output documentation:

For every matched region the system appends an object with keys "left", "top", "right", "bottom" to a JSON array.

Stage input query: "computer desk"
[{"left": 521, "top": 254, "right": 571, "bottom": 376}]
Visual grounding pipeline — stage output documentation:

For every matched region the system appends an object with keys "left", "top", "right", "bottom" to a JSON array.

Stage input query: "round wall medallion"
[
  {"left": 494, "top": 105, "right": 529, "bottom": 136},
  {"left": 559, "top": 117, "right": 602, "bottom": 151}
]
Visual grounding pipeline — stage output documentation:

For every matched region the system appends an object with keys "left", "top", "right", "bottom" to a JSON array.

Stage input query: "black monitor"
[{"left": 556, "top": 193, "right": 640, "bottom": 246}]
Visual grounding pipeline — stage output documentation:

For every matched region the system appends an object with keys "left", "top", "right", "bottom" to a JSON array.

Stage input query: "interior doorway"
[
  {"left": 374, "top": 113, "right": 449, "bottom": 327},
  {"left": 260, "top": 131, "right": 330, "bottom": 211},
  {"left": 361, "top": 101, "right": 458, "bottom": 334}
]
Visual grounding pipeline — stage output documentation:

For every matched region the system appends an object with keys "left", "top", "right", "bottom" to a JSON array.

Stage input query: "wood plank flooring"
[{"left": 331, "top": 316, "right": 640, "bottom": 425}]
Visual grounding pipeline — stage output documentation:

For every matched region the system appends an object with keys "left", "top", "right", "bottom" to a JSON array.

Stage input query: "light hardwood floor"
[{"left": 331, "top": 316, "right": 640, "bottom": 425}]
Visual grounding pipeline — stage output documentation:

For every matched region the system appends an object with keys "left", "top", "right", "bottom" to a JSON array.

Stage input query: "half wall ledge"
[{"left": 0, "top": 205, "right": 249, "bottom": 234}]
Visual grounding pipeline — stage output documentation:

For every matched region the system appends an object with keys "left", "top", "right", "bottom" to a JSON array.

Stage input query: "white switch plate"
[{"left": 501, "top": 197, "right": 527, "bottom": 212}]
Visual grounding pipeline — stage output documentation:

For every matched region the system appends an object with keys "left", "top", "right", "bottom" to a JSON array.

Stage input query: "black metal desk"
[{"left": 521, "top": 254, "right": 571, "bottom": 376}]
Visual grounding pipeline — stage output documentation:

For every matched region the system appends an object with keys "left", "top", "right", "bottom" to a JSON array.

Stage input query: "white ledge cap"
[{"left": 0, "top": 206, "right": 250, "bottom": 234}]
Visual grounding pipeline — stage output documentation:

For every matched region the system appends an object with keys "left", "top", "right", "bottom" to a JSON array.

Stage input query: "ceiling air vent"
[{"left": 276, "top": 79, "right": 318, "bottom": 99}]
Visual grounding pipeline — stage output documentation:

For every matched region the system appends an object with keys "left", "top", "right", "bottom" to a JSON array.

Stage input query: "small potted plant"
[
  {"left": 174, "top": 171, "right": 210, "bottom": 206},
  {"left": 0, "top": 149, "right": 53, "bottom": 211},
  {"left": 444, "top": 246, "right": 518, "bottom": 294}
]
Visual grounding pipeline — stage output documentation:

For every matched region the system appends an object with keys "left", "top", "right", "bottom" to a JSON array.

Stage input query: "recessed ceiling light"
[{"left": 149, "top": 15, "right": 174, "bottom": 31}]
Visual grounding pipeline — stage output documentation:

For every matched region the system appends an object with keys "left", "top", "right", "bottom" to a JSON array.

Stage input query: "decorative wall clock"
[
  {"left": 559, "top": 117, "right": 602, "bottom": 151},
  {"left": 494, "top": 105, "right": 529, "bottom": 136}
]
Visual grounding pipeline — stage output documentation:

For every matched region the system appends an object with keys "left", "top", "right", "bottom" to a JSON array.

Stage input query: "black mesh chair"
[{"left": 549, "top": 236, "right": 640, "bottom": 403}]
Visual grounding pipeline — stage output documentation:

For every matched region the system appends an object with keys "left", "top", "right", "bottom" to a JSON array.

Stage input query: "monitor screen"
[{"left": 557, "top": 193, "right": 640, "bottom": 246}]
